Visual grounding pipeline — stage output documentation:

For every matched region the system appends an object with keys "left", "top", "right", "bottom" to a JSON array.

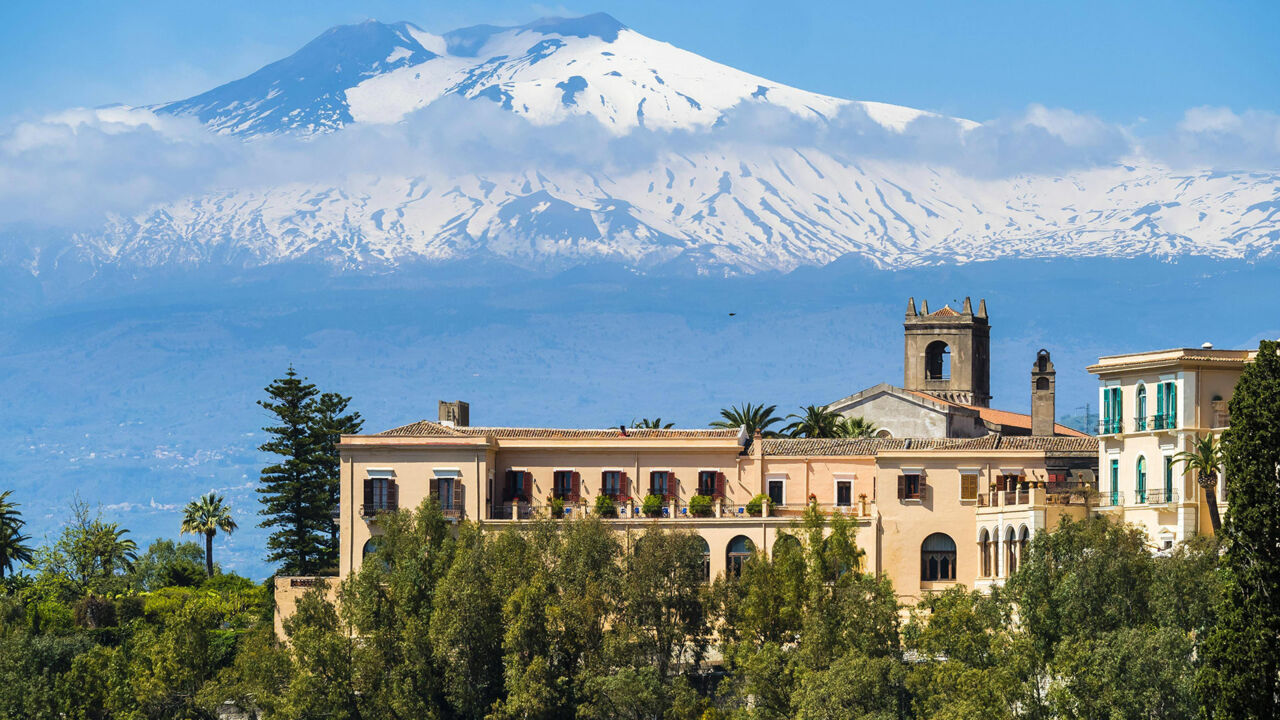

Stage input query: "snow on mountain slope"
[
  {"left": 43, "top": 13, "right": 1279, "bottom": 275},
  {"left": 156, "top": 13, "right": 949, "bottom": 137},
  {"left": 75, "top": 151, "right": 1280, "bottom": 273}
]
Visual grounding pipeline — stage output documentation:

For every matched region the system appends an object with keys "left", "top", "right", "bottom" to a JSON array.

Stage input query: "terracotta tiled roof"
[
  {"left": 903, "top": 390, "right": 1089, "bottom": 437},
  {"left": 762, "top": 438, "right": 908, "bottom": 456},
  {"left": 760, "top": 433, "right": 1096, "bottom": 457},
  {"left": 929, "top": 305, "right": 961, "bottom": 317},
  {"left": 375, "top": 421, "right": 739, "bottom": 440}
]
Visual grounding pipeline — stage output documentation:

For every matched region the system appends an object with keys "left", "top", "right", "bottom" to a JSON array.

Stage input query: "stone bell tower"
[
  {"left": 1031, "top": 349, "right": 1056, "bottom": 436},
  {"left": 904, "top": 296, "right": 991, "bottom": 407}
]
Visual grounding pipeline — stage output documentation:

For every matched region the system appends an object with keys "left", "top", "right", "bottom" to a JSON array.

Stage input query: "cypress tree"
[
  {"left": 311, "top": 391, "right": 363, "bottom": 570},
  {"left": 1200, "top": 340, "right": 1280, "bottom": 718},
  {"left": 257, "top": 368, "right": 326, "bottom": 576}
]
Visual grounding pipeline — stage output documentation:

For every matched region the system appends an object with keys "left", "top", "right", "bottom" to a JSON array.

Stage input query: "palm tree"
[
  {"left": 1175, "top": 433, "right": 1224, "bottom": 533},
  {"left": 0, "top": 491, "right": 34, "bottom": 579},
  {"left": 631, "top": 418, "right": 675, "bottom": 429},
  {"left": 836, "top": 416, "right": 879, "bottom": 438},
  {"left": 710, "top": 403, "right": 785, "bottom": 437},
  {"left": 784, "top": 405, "right": 845, "bottom": 438},
  {"left": 181, "top": 492, "right": 238, "bottom": 577}
]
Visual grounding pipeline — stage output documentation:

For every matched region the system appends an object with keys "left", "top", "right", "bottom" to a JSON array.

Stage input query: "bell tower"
[
  {"left": 1031, "top": 349, "right": 1056, "bottom": 436},
  {"left": 903, "top": 296, "right": 991, "bottom": 407}
]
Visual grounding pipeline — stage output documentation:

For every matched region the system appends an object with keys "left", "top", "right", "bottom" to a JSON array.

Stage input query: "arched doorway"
[{"left": 726, "top": 535, "right": 755, "bottom": 578}]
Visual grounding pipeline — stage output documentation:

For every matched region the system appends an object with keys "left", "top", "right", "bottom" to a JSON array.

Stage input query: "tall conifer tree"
[
  {"left": 1200, "top": 339, "right": 1280, "bottom": 718},
  {"left": 258, "top": 368, "right": 327, "bottom": 575},
  {"left": 311, "top": 391, "right": 362, "bottom": 569}
]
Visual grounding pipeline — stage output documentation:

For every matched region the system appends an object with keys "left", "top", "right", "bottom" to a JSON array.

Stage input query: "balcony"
[
  {"left": 1142, "top": 488, "right": 1179, "bottom": 505},
  {"left": 1098, "top": 418, "right": 1124, "bottom": 435},
  {"left": 485, "top": 497, "right": 872, "bottom": 522},
  {"left": 1147, "top": 414, "right": 1178, "bottom": 431},
  {"left": 1096, "top": 491, "right": 1125, "bottom": 508},
  {"left": 360, "top": 501, "right": 397, "bottom": 517}
]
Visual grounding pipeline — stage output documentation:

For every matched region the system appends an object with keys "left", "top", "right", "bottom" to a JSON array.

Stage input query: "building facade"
[{"left": 1087, "top": 345, "right": 1252, "bottom": 547}]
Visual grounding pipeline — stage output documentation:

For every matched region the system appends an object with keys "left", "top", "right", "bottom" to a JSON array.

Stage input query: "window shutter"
[
  {"left": 649, "top": 470, "right": 657, "bottom": 496},
  {"left": 503, "top": 470, "right": 515, "bottom": 502},
  {"left": 388, "top": 480, "right": 399, "bottom": 511},
  {"left": 363, "top": 478, "right": 374, "bottom": 513},
  {"left": 665, "top": 473, "right": 675, "bottom": 501},
  {"left": 961, "top": 475, "right": 976, "bottom": 500},
  {"left": 453, "top": 482, "right": 464, "bottom": 510},
  {"left": 571, "top": 472, "right": 581, "bottom": 501},
  {"left": 600, "top": 471, "right": 608, "bottom": 495},
  {"left": 429, "top": 476, "right": 440, "bottom": 501},
  {"left": 897, "top": 475, "right": 905, "bottom": 499},
  {"left": 919, "top": 475, "right": 928, "bottom": 502},
  {"left": 621, "top": 472, "right": 630, "bottom": 499},
  {"left": 715, "top": 472, "right": 726, "bottom": 499}
]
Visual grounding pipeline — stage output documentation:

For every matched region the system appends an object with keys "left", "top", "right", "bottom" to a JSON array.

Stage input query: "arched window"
[
  {"left": 925, "top": 341, "right": 951, "bottom": 380},
  {"left": 363, "top": 538, "right": 379, "bottom": 557},
  {"left": 697, "top": 536, "right": 711, "bottom": 582},
  {"left": 1136, "top": 456, "right": 1147, "bottom": 503},
  {"left": 920, "top": 533, "right": 956, "bottom": 582},
  {"left": 979, "top": 528, "right": 991, "bottom": 578},
  {"left": 773, "top": 533, "right": 801, "bottom": 560},
  {"left": 1135, "top": 384, "right": 1147, "bottom": 430},
  {"left": 1019, "top": 526, "right": 1030, "bottom": 563},
  {"left": 1036, "top": 376, "right": 1050, "bottom": 390},
  {"left": 726, "top": 535, "right": 755, "bottom": 578},
  {"left": 1005, "top": 527, "right": 1018, "bottom": 576}
]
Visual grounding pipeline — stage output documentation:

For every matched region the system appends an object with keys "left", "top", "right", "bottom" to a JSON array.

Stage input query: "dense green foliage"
[
  {"left": 257, "top": 368, "right": 362, "bottom": 576},
  {"left": 1199, "top": 339, "right": 1280, "bottom": 719}
]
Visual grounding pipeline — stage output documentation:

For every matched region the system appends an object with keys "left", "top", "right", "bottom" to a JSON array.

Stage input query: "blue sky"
[{"left": 3, "top": 1, "right": 1277, "bottom": 128}]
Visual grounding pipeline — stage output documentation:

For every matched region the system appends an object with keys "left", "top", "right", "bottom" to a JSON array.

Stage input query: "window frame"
[{"left": 766, "top": 474, "right": 786, "bottom": 507}]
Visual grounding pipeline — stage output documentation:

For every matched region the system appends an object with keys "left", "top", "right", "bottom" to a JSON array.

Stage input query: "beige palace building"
[{"left": 276, "top": 300, "right": 1254, "bottom": 633}]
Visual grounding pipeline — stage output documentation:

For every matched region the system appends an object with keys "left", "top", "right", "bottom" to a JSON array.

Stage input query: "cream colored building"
[{"left": 1087, "top": 345, "right": 1253, "bottom": 548}]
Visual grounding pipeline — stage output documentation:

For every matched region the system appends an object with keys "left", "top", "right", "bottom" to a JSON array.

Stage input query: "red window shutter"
[
  {"left": 918, "top": 475, "right": 928, "bottom": 501},
  {"left": 363, "top": 478, "right": 374, "bottom": 512},
  {"left": 571, "top": 472, "right": 581, "bottom": 501},
  {"left": 621, "top": 473, "right": 630, "bottom": 499},
  {"left": 600, "top": 471, "right": 608, "bottom": 495},
  {"left": 715, "top": 472, "right": 726, "bottom": 499},
  {"left": 524, "top": 472, "right": 533, "bottom": 501},
  {"left": 429, "top": 476, "right": 440, "bottom": 500},
  {"left": 665, "top": 473, "right": 675, "bottom": 501},
  {"left": 388, "top": 480, "right": 399, "bottom": 511},
  {"left": 504, "top": 470, "right": 515, "bottom": 501},
  {"left": 897, "top": 475, "right": 905, "bottom": 499}
]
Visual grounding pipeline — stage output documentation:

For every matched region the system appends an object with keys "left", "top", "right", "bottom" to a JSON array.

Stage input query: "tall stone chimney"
[
  {"left": 439, "top": 400, "right": 470, "bottom": 427},
  {"left": 1031, "top": 350, "right": 1055, "bottom": 436}
]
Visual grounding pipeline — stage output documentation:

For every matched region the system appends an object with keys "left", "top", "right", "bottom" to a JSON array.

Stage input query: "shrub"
[
  {"left": 72, "top": 595, "right": 117, "bottom": 629},
  {"left": 642, "top": 494, "right": 665, "bottom": 517},
  {"left": 689, "top": 494, "right": 713, "bottom": 517},
  {"left": 594, "top": 495, "right": 617, "bottom": 517},
  {"left": 549, "top": 496, "right": 565, "bottom": 518},
  {"left": 746, "top": 493, "right": 771, "bottom": 517}
]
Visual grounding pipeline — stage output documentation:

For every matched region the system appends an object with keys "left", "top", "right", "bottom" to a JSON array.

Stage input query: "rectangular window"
[
  {"left": 960, "top": 473, "right": 979, "bottom": 501},
  {"left": 506, "top": 470, "right": 530, "bottom": 501},
  {"left": 439, "top": 477, "right": 454, "bottom": 509},
  {"left": 601, "top": 471, "right": 621, "bottom": 498},
  {"left": 697, "top": 470, "right": 717, "bottom": 496},
  {"left": 1102, "top": 387, "right": 1123, "bottom": 433},
  {"left": 899, "top": 473, "right": 923, "bottom": 501},
  {"left": 650, "top": 471, "right": 670, "bottom": 498},
  {"left": 1163, "top": 456, "right": 1175, "bottom": 501},
  {"left": 553, "top": 470, "right": 574, "bottom": 500},
  {"left": 835, "top": 479, "right": 852, "bottom": 507},
  {"left": 363, "top": 476, "right": 397, "bottom": 514},
  {"left": 1109, "top": 459, "right": 1120, "bottom": 505},
  {"left": 767, "top": 478, "right": 784, "bottom": 506}
]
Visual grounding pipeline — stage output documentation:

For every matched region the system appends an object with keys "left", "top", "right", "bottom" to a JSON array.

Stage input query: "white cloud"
[{"left": 0, "top": 99, "right": 1277, "bottom": 229}]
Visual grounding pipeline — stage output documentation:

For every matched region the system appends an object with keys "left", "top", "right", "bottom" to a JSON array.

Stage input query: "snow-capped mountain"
[
  {"left": 155, "top": 13, "right": 942, "bottom": 136},
  {"left": 44, "top": 14, "right": 1280, "bottom": 274}
]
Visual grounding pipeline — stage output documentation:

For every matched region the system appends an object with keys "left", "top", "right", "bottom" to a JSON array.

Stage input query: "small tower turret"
[{"left": 1031, "top": 350, "right": 1056, "bottom": 436}]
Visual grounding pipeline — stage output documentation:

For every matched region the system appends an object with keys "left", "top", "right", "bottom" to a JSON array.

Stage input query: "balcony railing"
[
  {"left": 1097, "top": 491, "right": 1125, "bottom": 508},
  {"left": 1143, "top": 488, "right": 1179, "bottom": 505},
  {"left": 1148, "top": 414, "right": 1178, "bottom": 431},
  {"left": 361, "top": 501, "right": 397, "bottom": 517},
  {"left": 1098, "top": 418, "right": 1123, "bottom": 434},
  {"left": 430, "top": 487, "right": 465, "bottom": 519}
]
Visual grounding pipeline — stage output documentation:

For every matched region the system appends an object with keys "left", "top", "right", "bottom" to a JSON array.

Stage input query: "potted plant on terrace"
[
  {"left": 746, "top": 493, "right": 771, "bottom": 517},
  {"left": 594, "top": 495, "right": 617, "bottom": 518},
  {"left": 548, "top": 495, "right": 565, "bottom": 519},
  {"left": 641, "top": 494, "right": 665, "bottom": 518},
  {"left": 689, "top": 494, "right": 713, "bottom": 517}
]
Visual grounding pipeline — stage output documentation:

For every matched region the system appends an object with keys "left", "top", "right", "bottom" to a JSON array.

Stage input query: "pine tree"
[
  {"left": 1199, "top": 339, "right": 1280, "bottom": 718},
  {"left": 257, "top": 368, "right": 327, "bottom": 576},
  {"left": 311, "top": 392, "right": 363, "bottom": 570}
]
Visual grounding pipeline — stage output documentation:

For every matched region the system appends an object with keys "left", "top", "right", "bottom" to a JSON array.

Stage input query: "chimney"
[
  {"left": 1030, "top": 350, "right": 1055, "bottom": 436},
  {"left": 438, "top": 400, "right": 470, "bottom": 427}
]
